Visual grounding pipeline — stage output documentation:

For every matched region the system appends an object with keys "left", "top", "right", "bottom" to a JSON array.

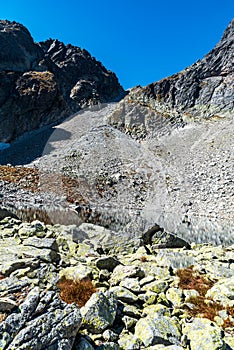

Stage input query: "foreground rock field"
[{"left": 0, "top": 216, "right": 234, "bottom": 349}]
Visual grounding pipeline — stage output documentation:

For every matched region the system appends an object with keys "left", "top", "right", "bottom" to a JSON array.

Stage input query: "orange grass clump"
[
  {"left": 177, "top": 265, "right": 215, "bottom": 296},
  {"left": 140, "top": 256, "right": 148, "bottom": 262},
  {"left": 185, "top": 296, "right": 223, "bottom": 321},
  {"left": 0, "top": 165, "right": 87, "bottom": 205},
  {"left": 0, "top": 313, "right": 7, "bottom": 322},
  {"left": 57, "top": 276, "right": 96, "bottom": 307},
  {"left": 222, "top": 306, "right": 234, "bottom": 335},
  {"left": 177, "top": 266, "right": 234, "bottom": 334}
]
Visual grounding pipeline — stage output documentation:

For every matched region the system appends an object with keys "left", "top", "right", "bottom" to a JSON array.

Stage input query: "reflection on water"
[
  {"left": 14, "top": 205, "right": 132, "bottom": 231},
  {"left": 15, "top": 207, "right": 82, "bottom": 226},
  {"left": 13, "top": 204, "right": 234, "bottom": 247}
]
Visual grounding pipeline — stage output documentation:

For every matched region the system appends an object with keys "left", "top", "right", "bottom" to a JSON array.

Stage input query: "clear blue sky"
[{"left": 1, "top": 1, "right": 233, "bottom": 89}]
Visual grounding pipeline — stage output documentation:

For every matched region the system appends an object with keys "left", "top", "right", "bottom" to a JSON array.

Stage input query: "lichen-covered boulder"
[
  {"left": 182, "top": 317, "right": 225, "bottom": 350},
  {"left": 109, "top": 286, "right": 138, "bottom": 303},
  {"left": 119, "top": 277, "right": 141, "bottom": 293},
  {"left": 110, "top": 265, "right": 145, "bottom": 286},
  {"left": 206, "top": 276, "right": 234, "bottom": 306},
  {"left": 135, "top": 314, "right": 181, "bottom": 347},
  {"left": 0, "top": 287, "right": 82, "bottom": 350},
  {"left": 81, "top": 291, "right": 117, "bottom": 333},
  {"left": 59, "top": 264, "right": 93, "bottom": 281},
  {"left": 165, "top": 287, "right": 184, "bottom": 307},
  {"left": 118, "top": 333, "right": 142, "bottom": 349},
  {"left": 142, "top": 280, "right": 169, "bottom": 294}
]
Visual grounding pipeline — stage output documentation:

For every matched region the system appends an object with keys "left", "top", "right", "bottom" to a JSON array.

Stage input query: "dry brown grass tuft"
[
  {"left": 0, "top": 313, "right": 7, "bottom": 322},
  {"left": 140, "top": 255, "right": 148, "bottom": 262},
  {"left": 177, "top": 265, "right": 215, "bottom": 296},
  {"left": 57, "top": 276, "right": 96, "bottom": 307},
  {"left": 222, "top": 306, "right": 234, "bottom": 335},
  {"left": 0, "top": 165, "right": 87, "bottom": 205},
  {"left": 177, "top": 266, "right": 234, "bottom": 334},
  {"left": 0, "top": 165, "right": 39, "bottom": 191},
  {"left": 185, "top": 296, "right": 223, "bottom": 321}
]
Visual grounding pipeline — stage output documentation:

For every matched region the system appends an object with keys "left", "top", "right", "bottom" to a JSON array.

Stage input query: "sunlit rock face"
[{"left": 127, "top": 18, "right": 234, "bottom": 122}]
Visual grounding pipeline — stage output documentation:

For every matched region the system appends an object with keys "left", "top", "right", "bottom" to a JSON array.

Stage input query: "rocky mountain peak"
[
  {"left": 220, "top": 17, "right": 234, "bottom": 41},
  {"left": 0, "top": 20, "right": 124, "bottom": 142},
  {"left": 0, "top": 19, "right": 43, "bottom": 72}
]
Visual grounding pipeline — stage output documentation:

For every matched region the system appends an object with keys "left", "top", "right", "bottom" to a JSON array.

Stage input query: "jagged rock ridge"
[
  {"left": 125, "top": 18, "right": 234, "bottom": 126},
  {"left": 0, "top": 20, "right": 124, "bottom": 142}
]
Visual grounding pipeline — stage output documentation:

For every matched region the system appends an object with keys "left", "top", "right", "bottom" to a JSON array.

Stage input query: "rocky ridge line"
[
  {"left": 107, "top": 18, "right": 234, "bottom": 141},
  {"left": 128, "top": 18, "right": 234, "bottom": 123}
]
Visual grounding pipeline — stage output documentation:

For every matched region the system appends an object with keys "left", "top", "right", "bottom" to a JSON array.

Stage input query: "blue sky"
[{"left": 1, "top": 1, "right": 233, "bottom": 89}]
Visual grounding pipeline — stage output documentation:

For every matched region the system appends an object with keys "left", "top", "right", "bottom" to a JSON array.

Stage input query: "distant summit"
[{"left": 0, "top": 20, "right": 124, "bottom": 142}]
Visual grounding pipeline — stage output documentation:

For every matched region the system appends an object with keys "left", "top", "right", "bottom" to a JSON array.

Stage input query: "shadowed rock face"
[
  {"left": 0, "top": 20, "right": 43, "bottom": 72},
  {"left": 39, "top": 39, "right": 125, "bottom": 107},
  {"left": 127, "top": 19, "right": 234, "bottom": 122},
  {"left": 0, "top": 20, "right": 124, "bottom": 142}
]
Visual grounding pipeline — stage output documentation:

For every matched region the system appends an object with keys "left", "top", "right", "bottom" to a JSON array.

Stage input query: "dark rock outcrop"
[
  {"left": 0, "top": 20, "right": 43, "bottom": 72},
  {"left": 39, "top": 39, "right": 125, "bottom": 108},
  {"left": 0, "top": 20, "right": 124, "bottom": 142},
  {"left": 0, "top": 287, "right": 82, "bottom": 350}
]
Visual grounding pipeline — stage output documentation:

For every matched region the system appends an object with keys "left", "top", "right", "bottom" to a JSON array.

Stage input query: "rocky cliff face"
[
  {"left": 120, "top": 18, "right": 233, "bottom": 130},
  {"left": 0, "top": 20, "right": 124, "bottom": 142}
]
